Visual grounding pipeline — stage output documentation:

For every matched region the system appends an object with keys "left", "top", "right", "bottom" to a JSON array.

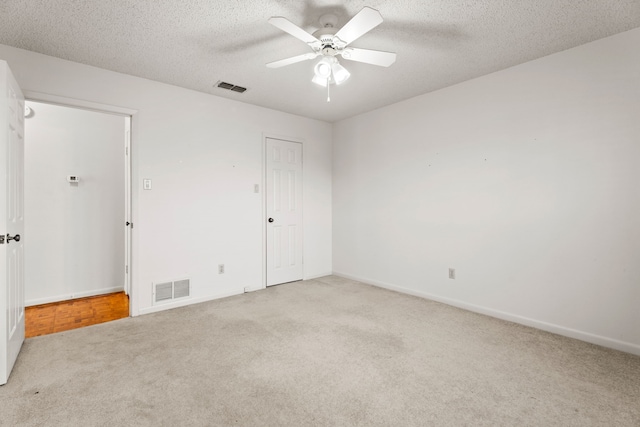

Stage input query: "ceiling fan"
[{"left": 266, "top": 6, "right": 396, "bottom": 101}]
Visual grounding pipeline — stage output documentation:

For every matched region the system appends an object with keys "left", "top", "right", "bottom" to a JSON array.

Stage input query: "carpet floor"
[{"left": 1, "top": 275, "right": 639, "bottom": 426}]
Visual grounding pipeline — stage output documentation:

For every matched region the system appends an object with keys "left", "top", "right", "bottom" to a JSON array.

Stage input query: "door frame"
[
  {"left": 261, "top": 133, "right": 304, "bottom": 289},
  {"left": 23, "top": 91, "right": 138, "bottom": 316}
]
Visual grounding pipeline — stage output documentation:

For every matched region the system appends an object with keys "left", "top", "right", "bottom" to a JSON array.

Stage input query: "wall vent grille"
[
  {"left": 155, "top": 282, "right": 173, "bottom": 303},
  {"left": 216, "top": 81, "right": 247, "bottom": 93},
  {"left": 153, "top": 279, "right": 191, "bottom": 305},
  {"left": 174, "top": 279, "right": 190, "bottom": 299}
]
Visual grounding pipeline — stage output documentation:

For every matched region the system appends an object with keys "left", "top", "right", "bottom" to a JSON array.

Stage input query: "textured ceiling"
[{"left": 1, "top": 1, "right": 639, "bottom": 122}]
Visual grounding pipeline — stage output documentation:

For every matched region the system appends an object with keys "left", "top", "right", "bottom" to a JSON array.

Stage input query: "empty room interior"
[{"left": 1, "top": 1, "right": 639, "bottom": 425}]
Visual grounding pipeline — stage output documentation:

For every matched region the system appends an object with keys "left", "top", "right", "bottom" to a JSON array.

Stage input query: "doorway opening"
[{"left": 23, "top": 100, "right": 132, "bottom": 334}]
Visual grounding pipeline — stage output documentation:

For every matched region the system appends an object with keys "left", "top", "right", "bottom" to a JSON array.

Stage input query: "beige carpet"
[{"left": 1, "top": 275, "right": 639, "bottom": 426}]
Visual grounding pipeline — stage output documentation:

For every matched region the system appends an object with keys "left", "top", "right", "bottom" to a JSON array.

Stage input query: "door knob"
[
  {"left": 268, "top": 218, "right": 274, "bottom": 223},
  {"left": 7, "top": 233, "right": 20, "bottom": 243}
]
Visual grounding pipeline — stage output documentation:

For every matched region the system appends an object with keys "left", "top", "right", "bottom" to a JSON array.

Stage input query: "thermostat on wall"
[{"left": 67, "top": 175, "right": 79, "bottom": 183}]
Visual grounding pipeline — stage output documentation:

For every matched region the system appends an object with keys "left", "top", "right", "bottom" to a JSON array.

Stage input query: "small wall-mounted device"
[{"left": 67, "top": 175, "right": 79, "bottom": 183}]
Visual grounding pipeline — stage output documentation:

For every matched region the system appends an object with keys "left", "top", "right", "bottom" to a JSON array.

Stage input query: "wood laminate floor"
[{"left": 25, "top": 292, "right": 129, "bottom": 338}]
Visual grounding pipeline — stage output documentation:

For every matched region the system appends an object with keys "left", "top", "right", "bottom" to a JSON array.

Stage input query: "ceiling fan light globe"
[
  {"left": 332, "top": 62, "right": 350, "bottom": 85},
  {"left": 312, "top": 74, "right": 329, "bottom": 87},
  {"left": 314, "top": 59, "right": 332, "bottom": 79}
]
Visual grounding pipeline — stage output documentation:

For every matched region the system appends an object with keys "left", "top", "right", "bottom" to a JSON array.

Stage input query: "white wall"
[
  {"left": 0, "top": 44, "right": 332, "bottom": 315},
  {"left": 333, "top": 28, "right": 640, "bottom": 355},
  {"left": 24, "top": 101, "right": 125, "bottom": 305}
]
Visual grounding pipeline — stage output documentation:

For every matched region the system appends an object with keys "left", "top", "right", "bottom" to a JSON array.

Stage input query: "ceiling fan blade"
[
  {"left": 333, "top": 7, "right": 384, "bottom": 46},
  {"left": 340, "top": 47, "right": 396, "bottom": 67},
  {"left": 266, "top": 52, "right": 319, "bottom": 68},
  {"left": 268, "top": 17, "right": 321, "bottom": 48}
]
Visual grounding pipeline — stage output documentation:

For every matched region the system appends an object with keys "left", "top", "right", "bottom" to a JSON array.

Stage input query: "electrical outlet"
[
  {"left": 449, "top": 268, "right": 456, "bottom": 279},
  {"left": 218, "top": 264, "right": 224, "bottom": 274}
]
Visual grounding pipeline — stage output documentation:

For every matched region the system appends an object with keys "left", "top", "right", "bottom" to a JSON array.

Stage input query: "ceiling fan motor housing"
[
  {"left": 312, "top": 31, "right": 342, "bottom": 56},
  {"left": 321, "top": 45, "right": 336, "bottom": 56}
]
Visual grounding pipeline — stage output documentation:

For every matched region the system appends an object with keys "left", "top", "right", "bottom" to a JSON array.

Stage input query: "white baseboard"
[
  {"left": 26, "top": 286, "right": 124, "bottom": 307},
  {"left": 304, "top": 271, "right": 334, "bottom": 281},
  {"left": 138, "top": 288, "right": 245, "bottom": 316},
  {"left": 333, "top": 271, "right": 640, "bottom": 357}
]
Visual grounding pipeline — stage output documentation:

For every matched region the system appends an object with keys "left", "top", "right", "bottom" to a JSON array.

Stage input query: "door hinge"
[
  {"left": 0, "top": 234, "right": 4, "bottom": 244},
  {"left": 125, "top": 147, "right": 129, "bottom": 155},
  {"left": 126, "top": 221, "right": 133, "bottom": 228},
  {"left": 126, "top": 265, "right": 129, "bottom": 274}
]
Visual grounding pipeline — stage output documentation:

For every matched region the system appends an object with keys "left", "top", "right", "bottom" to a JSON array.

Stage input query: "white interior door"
[
  {"left": 124, "top": 116, "right": 131, "bottom": 297},
  {"left": 265, "top": 138, "right": 303, "bottom": 286},
  {"left": 0, "top": 61, "right": 25, "bottom": 385}
]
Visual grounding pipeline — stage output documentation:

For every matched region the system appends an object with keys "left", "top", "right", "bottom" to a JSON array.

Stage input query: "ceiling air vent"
[{"left": 216, "top": 81, "right": 247, "bottom": 93}]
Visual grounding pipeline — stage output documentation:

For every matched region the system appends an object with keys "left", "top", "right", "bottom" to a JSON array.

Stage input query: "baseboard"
[
  {"left": 304, "top": 271, "right": 334, "bottom": 281},
  {"left": 333, "top": 271, "right": 640, "bottom": 356},
  {"left": 138, "top": 288, "right": 244, "bottom": 316},
  {"left": 26, "top": 286, "right": 124, "bottom": 307}
]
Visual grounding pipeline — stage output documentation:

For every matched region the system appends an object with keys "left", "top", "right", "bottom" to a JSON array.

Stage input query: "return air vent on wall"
[
  {"left": 216, "top": 80, "right": 247, "bottom": 93},
  {"left": 153, "top": 279, "right": 191, "bottom": 305}
]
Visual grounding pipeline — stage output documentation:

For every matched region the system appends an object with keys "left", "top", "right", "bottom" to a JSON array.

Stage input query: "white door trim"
[
  {"left": 124, "top": 116, "right": 132, "bottom": 297},
  {"left": 23, "top": 91, "right": 137, "bottom": 116},
  {"left": 23, "top": 92, "right": 139, "bottom": 316}
]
